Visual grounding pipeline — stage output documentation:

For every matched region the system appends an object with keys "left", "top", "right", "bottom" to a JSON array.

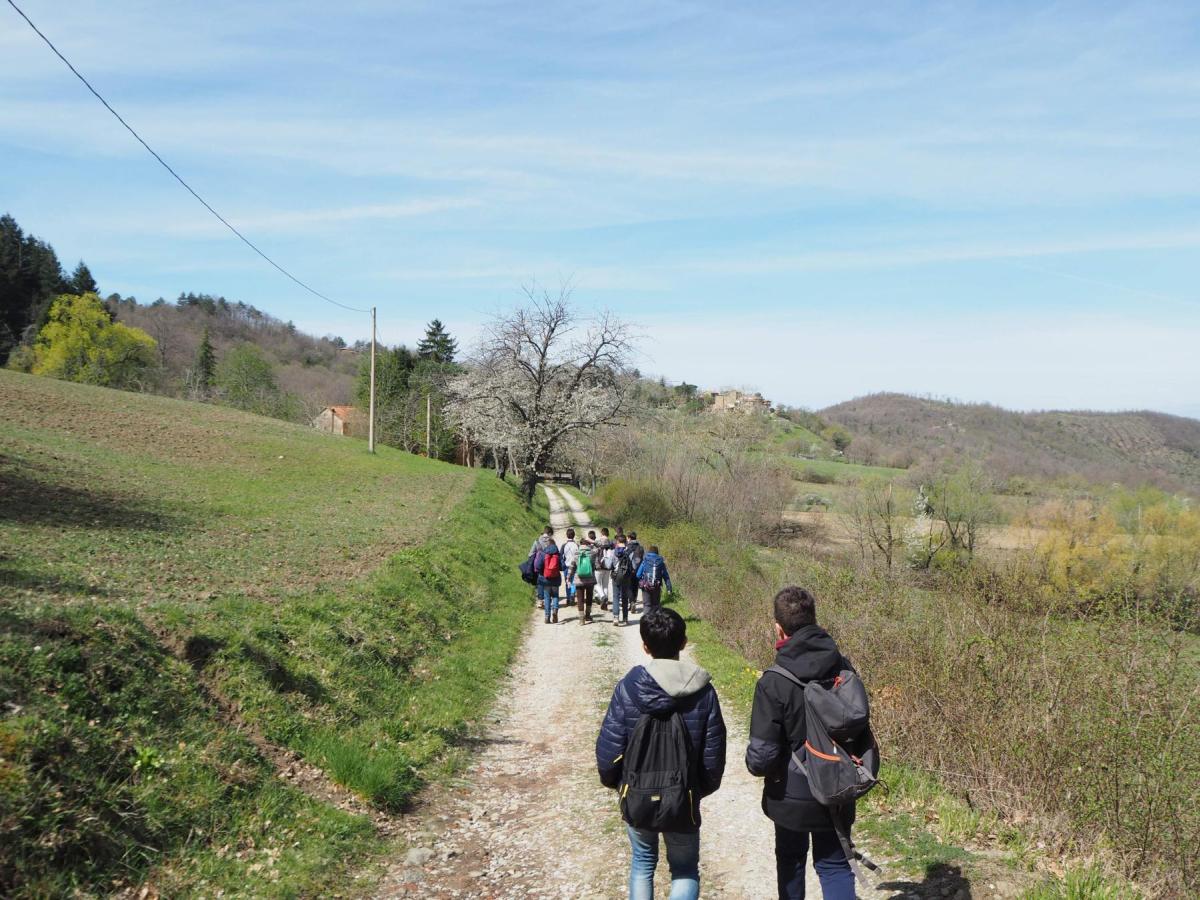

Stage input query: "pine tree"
[
  {"left": 417, "top": 319, "right": 457, "bottom": 363},
  {"left": 195, "top": 326, "right": 216, "bottom": 396},
  {"left": 70, "top": 261, "right": 97, "bottom": 295}
]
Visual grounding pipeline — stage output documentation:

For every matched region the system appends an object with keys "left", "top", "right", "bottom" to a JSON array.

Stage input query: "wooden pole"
[
  {"left": 368, "top": 307, "right": 376, "bottom": 454},
  {"left": 425, "top": 392, "right": 432, "bottom": 457}
]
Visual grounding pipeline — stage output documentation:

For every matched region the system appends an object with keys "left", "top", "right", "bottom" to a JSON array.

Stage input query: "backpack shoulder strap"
[
  {"left": 765, "top": 666, "right": 812, "bottom": 774},
  {"left": 765, "top": 665, "right": 806, "bottom": 689}
]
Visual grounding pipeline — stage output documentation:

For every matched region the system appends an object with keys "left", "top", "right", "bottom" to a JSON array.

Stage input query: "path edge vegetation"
[
  {"left": 558, "top": 484, "right": 1141, "bottom": 899},
  {"left": 1, "top": 378, "right": 545, "bottom": 899}
]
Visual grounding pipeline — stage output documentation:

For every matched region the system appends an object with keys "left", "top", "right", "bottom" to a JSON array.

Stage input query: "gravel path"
[
  {"left": 553, "top": 486, "right": 813, "bottom": 900},
  {"left": 376, "top": 485, "right": 843, "bottom": 898}
]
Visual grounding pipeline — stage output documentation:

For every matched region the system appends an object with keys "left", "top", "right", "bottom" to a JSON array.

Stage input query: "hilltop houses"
[{"left": 707, "top": 389, "right": 771, "bottom": 414}]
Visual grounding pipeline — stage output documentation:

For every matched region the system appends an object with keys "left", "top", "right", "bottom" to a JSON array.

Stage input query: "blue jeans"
[
  {"left": 627, "top": 826, "right": 699, "bottom": 900},
  {"left": 538, "top": 579, "right": 560, "bottom": 617},
  {"left": 775, "top": 825, "right": 854, "bottom": 900},
  {"left": 612, "top": 583, "right": 627, "bottom": 621}
]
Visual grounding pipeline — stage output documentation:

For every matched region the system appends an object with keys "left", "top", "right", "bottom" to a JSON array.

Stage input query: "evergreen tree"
[
  {"left": 70, "top": 261, "right": 97, "bottom": 295},
  {"left": 195, "top": 326, "right": 216, "bottom": 395},
  {"left": 0, "top": 214, "right": 68, "bottom": 363},
  {"left": 417, "top": 319, "right": 457, "bottom": 363}
]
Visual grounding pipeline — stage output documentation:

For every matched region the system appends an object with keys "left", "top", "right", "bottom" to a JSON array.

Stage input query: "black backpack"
[
  {"left": 768, "top": 665, "right": 882, "bottom": 884},
  {"left": 613, "top": 552, "right": 633, "bottom": 582},
  {"left": 618, "top": 711, "right": 699, "bottom": 832},
  {"left": 628, "top": 543, "right": 645, "bottom": 571}
]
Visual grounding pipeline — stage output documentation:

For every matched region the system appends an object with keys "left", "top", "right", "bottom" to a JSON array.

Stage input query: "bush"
[
  {"left": 730, "top": 555, "right": 1199, "bottom": 896},
  {"left": 596, "top": 477, "right": 676, "bottom": 528},
  {"left": 795, "top": 466, "right": 836, "bottom": 485}
]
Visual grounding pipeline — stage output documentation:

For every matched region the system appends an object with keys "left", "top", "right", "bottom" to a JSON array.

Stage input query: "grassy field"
[
  {"left": 0, "top": 371, "right": 541, "bottom": 896},
  {"left": 784, "top": 456, "right": 909, "bottom": 484}
]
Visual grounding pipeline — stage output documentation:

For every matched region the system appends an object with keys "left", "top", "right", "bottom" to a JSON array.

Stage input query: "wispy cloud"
[{"left": 167, "top": 198, "right": 481, "bottom": 236}]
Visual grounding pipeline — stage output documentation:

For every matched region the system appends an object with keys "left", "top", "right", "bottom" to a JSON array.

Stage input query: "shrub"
[{"left": 596, "top": 477, "right": 676, "bottom": 527}]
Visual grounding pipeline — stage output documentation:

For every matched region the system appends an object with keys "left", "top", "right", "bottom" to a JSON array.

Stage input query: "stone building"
[
  {"left": 311, "top": 405, "right": 361, "bottom": 436},
  {"left": 710, "top": 389, "right": 771, "bottom": 414}
]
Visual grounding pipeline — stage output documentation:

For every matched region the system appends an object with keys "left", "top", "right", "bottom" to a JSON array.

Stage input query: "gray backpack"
[{"left": 767, "top": 665, "right": 882, "bottom": 883}]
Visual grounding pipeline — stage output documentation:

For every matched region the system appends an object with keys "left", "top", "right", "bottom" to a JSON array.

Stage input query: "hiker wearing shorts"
[
  {"left": 597, "top": 608, "right": 727, "bottom": 900},
  {"left": 635, "top": 545, "right": 673, "bottom": 613},
  {"left": 746, "top": 587, "right": 857, "bottom": 900}
]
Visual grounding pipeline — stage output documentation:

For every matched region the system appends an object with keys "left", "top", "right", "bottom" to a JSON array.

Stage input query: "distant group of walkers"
[
  {"left": 524, "top": 525, "right": 672, "bottom": 626},
  {"left": 595, "top": 591, "right": 878, "bottom": 900}
]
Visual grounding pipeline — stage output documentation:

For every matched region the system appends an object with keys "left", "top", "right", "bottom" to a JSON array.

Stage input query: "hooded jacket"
[
  {"left": 596, "top": 659, "right": 727, "bottom": 829},
  {"left": 635, "top": 552, "right": 672, "bottom": 592},
  {"left": 745, "top": 624, "right": 855, "bottom": 832}
]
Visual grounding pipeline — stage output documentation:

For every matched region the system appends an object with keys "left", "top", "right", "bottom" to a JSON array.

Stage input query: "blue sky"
[{"left": 3, "top": 0, "right": 1198, "bottom": 415}]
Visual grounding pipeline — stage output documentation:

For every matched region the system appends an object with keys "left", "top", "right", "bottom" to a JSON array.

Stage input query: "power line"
[{"left": 5, "top": 0, "right": 369, "bottom": 315}]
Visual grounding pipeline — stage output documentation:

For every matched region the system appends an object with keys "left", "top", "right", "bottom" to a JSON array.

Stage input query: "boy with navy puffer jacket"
[{"left": 597, "top": 607, "right": 726, "bottom": 900}]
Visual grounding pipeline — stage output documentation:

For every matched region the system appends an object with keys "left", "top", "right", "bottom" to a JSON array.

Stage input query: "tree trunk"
[{"left": 521, "top": 469, "right": 539, "bottom": 505}]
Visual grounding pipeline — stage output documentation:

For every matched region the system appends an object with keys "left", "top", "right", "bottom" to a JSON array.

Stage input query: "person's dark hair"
[
  {"left": 566, "top": 528, "right": 575, "bottom": 539},
  {"left": 648, "top": 545, "right": 659, "bottom": 554},
  {"left": 544, "top": 525, "right": 554, "bottom": 536},
  {"left": 601, "top": 527, "right": 610, "bottom": 536},
  {"left": 628, "top": 531, "right": 638, "bottom": 540},
  {"left": 774, "top": 586, "right": 817, "bottom": 636},
  {"left": 588, "top": 530, "right": 596, "bottom": 539},
  {"left": 640, "top": 607, "right": 687, "bottom": 658}
]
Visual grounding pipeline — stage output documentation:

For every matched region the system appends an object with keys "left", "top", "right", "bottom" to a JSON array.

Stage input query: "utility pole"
[
  {"left": 368, "top": 306, "right": 376, "bottom": 454},
  {"left": 425, "top": 392, "right": 432, "bottom": 457}
]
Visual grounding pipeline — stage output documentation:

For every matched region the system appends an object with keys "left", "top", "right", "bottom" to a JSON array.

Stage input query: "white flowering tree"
[{"left": 445, "top": 285, "right": 634, "bottom": 504}]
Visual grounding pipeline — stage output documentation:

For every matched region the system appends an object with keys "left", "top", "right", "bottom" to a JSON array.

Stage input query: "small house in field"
[{"left": 311, "top": 405, "right": 361, "bottom": 436}]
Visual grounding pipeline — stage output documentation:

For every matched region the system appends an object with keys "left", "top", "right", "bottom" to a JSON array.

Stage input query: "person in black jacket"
[
  {"left": 596, "top": 607, "right": 726, "bottom": 900},
  {"left": 746, "top": 587, "right": 855, "bottom": 900}
]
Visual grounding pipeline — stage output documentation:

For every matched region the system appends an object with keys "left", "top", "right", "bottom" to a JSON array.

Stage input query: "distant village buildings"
[
  {"left": 707, "top": 389, "right": 771, "bottom": 414},
  {"left": 311, "top": 405, "right": 362, "bottom": 436}
]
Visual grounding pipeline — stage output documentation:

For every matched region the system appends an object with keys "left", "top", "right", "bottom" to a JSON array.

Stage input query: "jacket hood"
[
  {"left": 629, "top": 661, "right": 711, "bottom": 713},
  {"left": 774, "top": 624, "right": 843, "bottom": 682}
]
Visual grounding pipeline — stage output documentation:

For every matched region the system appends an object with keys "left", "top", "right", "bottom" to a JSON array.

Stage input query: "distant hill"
[{"left": 821, "top": 393, "right": 1200, "bottom": 494}]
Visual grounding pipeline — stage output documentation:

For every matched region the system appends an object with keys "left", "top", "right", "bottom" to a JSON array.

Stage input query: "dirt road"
[{"left": 377, "top": 485, "right": 823, "bottom": 898}]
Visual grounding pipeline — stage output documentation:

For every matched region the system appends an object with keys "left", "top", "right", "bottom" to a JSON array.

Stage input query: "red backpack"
[{"left": 543, "top": 550, "right": 561, "bottom": 579}]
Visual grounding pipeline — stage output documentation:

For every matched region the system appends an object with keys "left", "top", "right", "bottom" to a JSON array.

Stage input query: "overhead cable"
[{"left": 5, "top": 0, "right": 369, "bottom": 314}]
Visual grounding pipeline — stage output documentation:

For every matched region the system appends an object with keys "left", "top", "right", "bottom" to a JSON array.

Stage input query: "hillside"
[
  {"left": 822, "top": 392, "right": 1200, "bottom": 494},
  {"left": 0, "top": 370, "right": 541, "bottom": 897}
]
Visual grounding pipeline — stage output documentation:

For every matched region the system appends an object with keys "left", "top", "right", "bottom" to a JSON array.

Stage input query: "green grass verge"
[{"left": 0, "top": 372, "right": 541, "bottom": 896}]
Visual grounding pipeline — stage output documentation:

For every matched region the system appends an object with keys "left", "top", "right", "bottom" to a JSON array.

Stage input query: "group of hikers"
[
  {"left": 520, "top": 523, "right": 878, "bottom": 899},
  {"left": 594, "top": 589, "right": 878, "bottom": 900},
  {"left": 524, "top": 524, "right": 672, "bottom": 626}
]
